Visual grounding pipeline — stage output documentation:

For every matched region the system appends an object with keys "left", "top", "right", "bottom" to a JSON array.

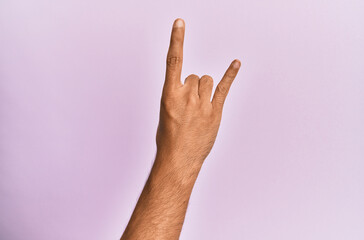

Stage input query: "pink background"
[{"left": 1, "top": 0, "right": 363, "bottom": 239}]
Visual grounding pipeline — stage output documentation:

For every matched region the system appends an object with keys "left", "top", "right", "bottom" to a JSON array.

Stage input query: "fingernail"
[
  {"left": 233, "top": 60, "right": 241, "bottom": 68},
  {"left": 173, "top": 18, "right": 184, "bottom": 28}
]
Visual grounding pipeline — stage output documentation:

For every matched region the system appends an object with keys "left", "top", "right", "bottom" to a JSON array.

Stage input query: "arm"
[{"left": 120, "top": 18, "right": 241, "bottom": 240}]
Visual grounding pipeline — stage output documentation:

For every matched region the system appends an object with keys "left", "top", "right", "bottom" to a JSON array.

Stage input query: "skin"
[{"left": 120, "top": 18, "right": 241, "bottom": 240}]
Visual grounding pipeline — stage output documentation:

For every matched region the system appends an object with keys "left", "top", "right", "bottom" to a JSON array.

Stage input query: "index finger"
[{"left": 164, "top": 18, "right": 185, "bottom": 89}]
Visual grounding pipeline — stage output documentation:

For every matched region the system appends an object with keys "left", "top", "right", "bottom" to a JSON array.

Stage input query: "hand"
[
  {"left": 156, "top": 18, "right": 241, "bottom": 171},
  {"left": 121, "top": 18, "right": 241, "bottom": 240}
]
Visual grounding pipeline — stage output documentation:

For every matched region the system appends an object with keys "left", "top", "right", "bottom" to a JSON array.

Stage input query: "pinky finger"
[{"left": 212, "top": 59, "right": 241, "bottom": 111}]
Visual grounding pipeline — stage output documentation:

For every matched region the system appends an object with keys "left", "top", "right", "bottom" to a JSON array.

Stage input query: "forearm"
[{"left": 121, "top": 150, "right": 202, "bottom": 240}]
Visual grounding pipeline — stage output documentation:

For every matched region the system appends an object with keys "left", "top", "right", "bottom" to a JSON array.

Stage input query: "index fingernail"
[
  {"left": 233, "top": 60, "right": 241, "bottom": 68},
  {"left": 173, "top": 18, "right": 184, "bottom": 28}
]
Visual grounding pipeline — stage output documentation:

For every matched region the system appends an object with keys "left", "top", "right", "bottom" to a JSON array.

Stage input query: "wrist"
[{"left": 150, "top": 149, "right": 202, "bottom": 189}]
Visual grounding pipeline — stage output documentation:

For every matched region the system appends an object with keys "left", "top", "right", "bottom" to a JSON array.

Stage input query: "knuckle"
[
  {"left": 216, "top": 84, "right": 228, "bottom": 94},
  {"left": 184, "top": 74, "right": 199, "bottom": 85},
  {"left": 161, "top": 92, "right": 176, "bottom": 109},
  {"left": 187, "top": 94, "right": 198, "bottom": 105},
  {"left": 162, "top": 87, "right": 173, "bottom": 99},
  {"left": 215, "top": 95, "right": 225, "bottom": 104},
  {"left": 161, "top": 96, "right": 172, "bottom": 109},
  {"left": 201, "top": 75, "right": 213, "bottom": 84},
  {"left": 166, "top": 56, "right": 183, "bottom": 68},
  {"left": 226, "top": 71, "right": 236, "bottom": 79},
  {"left": 201, "top": 74, "right": 212, "bottom": 80},
  {"left": 187, "top": 74, "right": 199, "bottom": 80}
]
